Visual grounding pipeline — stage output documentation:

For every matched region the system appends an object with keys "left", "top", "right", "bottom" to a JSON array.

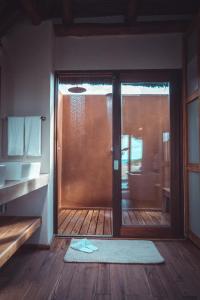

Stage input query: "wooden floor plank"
[
  {"left": 95, "top": 264, "right": 111, "bottom": 296},
  {"left": 58, "top": 210, "right": 77, "bottom": 234},
  {"left": 58, "top": 209, "right": 70, "bottom": 227},
  {"left": 79, "top": 210, "right": 94, "bottom": 235},
  {"left": 148, "top": 211, "right": 161, "bottom": 225},
  {"left": 87, "top": 210, "right": 99, "bottom": 235},
  {"left": 22, "top": 239, "right": 66, "bottom": 300},
  {"left": 64, "top": 210, "right": 83, "bottom": 234},
  {"left": 157, "top": 241, "right": 200, "bottom": 298},
  {"left": 140, "top": 211, "right": 154, "bottom": 225},
  {"left": 58, "top": 209, "right": 170, "bottom": 235},
  {"left": 122, "top": 210, "right": 132, "bottom": 225},
  {"left": 133, "top": 211, "right": 146, "bottom": 225},
  {"left": 0, "top": 244, "right": 49, "bottom": 299},
  {"left": 67, "top": 263, "right": 99, "bottom": 299},
  {"left": 144, "top": 265, "right": 169, "bottom": 299},
  {"left": 71, "top": 209, "right": 88, "bottom": 235},
  {"left": 104, "top": 210, "right": 112, "bottom": 235},
  {"left": 48, "top": 258, "right": 77, "bottom": 299},
  {"left": 127, "top": 210, "right": 138, "bottom": 224},
  {"left": 96, "top": 210, "right": 105, "bottom": 235},
  {"left": 0, "top": 239, "right": 200, "bottom": 299}
]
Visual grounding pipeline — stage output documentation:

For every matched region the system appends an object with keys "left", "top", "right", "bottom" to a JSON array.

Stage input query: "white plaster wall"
[
  {"left": 54, "top": 33, "right": 183, "bottom": 70},
  {"left": 0, "top": 21, "right": 54, "bottom": 245}
]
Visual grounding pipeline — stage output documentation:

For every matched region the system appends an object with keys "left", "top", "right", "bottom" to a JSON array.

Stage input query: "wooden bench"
[{"left": 0, "top": 216, "right": 41, "bottom": 268}]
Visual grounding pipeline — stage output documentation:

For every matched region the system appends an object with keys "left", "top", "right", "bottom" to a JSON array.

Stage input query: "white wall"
[
  {"left": 54, "top": 33, "right": 182, "bottom": 70},
  {"left": 0, "top": 21, "right": 54, "bottom": 245}
]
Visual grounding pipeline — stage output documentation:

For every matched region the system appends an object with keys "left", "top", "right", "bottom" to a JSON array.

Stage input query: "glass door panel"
[
  {"left": 187, "top": 98, "right": 200, "bottom": 164},
  {"left": 189, "top": 172, "right": 200, "bottom": 237},
  {"left": 57, "top": 79, "right": 113, "bottom": 236},
  {"left": 121, "top": 83, "right": 171, "bottom": 227},
  {"left": 186, "top": 30, "right": 199, "bottom": 96}
]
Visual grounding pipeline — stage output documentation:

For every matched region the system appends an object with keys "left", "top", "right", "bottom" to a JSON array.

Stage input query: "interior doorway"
[
  {"left": 56, "top": 73, "right": 113, "bottom": 236},
  {"left": 54, "top": 70, "right": 183, "bottom": 238}
]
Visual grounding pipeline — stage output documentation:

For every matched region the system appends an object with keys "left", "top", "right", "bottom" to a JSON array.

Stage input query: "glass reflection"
[{"left": 121, "top": 83, "right": 171, "bottom": 227}]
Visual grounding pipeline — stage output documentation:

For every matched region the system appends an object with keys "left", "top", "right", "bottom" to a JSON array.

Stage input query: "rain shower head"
[{"left": 68, "top": 86, "right": 86, "bottom": 93}]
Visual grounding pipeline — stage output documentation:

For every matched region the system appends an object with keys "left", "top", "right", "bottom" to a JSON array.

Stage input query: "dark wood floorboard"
[
  {"left": 58, "top": 209, "right": 170, "bottom": 236},
  {"left": 0, "top": 239, "right": 200, "bottom": 299}
]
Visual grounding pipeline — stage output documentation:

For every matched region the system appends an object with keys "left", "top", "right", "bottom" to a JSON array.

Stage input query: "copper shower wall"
[
  {"left": 60, "top": 94, "right": 113, "bottom": 208},
  {"left": 58, "top": 94, "right": 169, "bottom": 209}
]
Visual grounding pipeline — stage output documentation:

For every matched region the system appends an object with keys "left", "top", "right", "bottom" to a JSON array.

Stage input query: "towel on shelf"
[
  {"left": 25, "top": 116, "right": 42, "bottom": 156},
  {"left": 8, "top": 117, "right": 24, "bottom": 156}
]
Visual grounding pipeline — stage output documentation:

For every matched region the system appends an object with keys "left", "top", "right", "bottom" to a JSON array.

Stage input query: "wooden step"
[{"left": 0, "top": 216, "right": 41, "bottom": 268}]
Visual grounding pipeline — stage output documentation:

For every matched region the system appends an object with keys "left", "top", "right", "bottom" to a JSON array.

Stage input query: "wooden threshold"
[
  {"left": 120, "top": 226, "right": 175, "bottom": 239},
  {"left": 0, "top": 216, "right": 41, "bottom": 268}
]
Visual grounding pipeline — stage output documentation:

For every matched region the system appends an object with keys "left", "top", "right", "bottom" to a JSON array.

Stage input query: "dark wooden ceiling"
[{"left": 0, "top": 0, "right": 199, "bottom": 37}]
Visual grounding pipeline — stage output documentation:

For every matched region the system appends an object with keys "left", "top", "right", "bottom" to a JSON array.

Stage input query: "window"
[
  {"left": 121, "top": 134, "right": 143, "bottom": 182},
  {"left": 130, "top": 136, "right": 143, "bottom": 173}
]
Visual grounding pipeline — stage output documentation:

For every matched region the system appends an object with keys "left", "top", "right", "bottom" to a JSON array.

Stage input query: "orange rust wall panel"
[
  {"left": 59, "top": 94, "right": 170, "bottom": 209},
  {"left": 61, "top": 95, "right": 112, "bottom": 208}
]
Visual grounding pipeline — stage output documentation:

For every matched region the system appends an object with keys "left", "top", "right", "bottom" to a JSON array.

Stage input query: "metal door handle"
[{"left": 114, "top": 160, "right": 119, "bottom": 170}]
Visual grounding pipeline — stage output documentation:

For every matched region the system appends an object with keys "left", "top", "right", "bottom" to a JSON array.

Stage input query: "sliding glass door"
[
  {"left": 55, "top": 70, "right": 183, "bottom": 239},
  {"left": 121, "top": 82, "right": 171, "bottom": 227},
  {"left": 112, "top": 71, "right": 183, "bottom": 238}
]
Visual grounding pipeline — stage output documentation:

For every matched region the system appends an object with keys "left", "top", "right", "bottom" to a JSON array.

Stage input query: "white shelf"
[{"left": 0, "top": 174, "right": 49, "bottom": 205}]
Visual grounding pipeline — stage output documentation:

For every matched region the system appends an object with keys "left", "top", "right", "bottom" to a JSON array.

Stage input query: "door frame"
[
  {"left": 114, "top": 69, "right": 184, "bottom": 238},
  {"left": 54, "top": 69, "right": 184, "bottom": 238},
  {"left": 54, "top": 70, "right": 114, "bottom": 235}
]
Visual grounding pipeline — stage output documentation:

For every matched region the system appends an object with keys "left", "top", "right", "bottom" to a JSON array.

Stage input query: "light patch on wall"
[{"left": 59, "top": 83, "right": 169, "bottom": 95}]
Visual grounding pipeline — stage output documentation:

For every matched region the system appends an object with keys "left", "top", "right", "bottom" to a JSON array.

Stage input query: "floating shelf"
[
  {"left": 0, "top": 216, "right": 41, "bottom": 268},
  {"left": 0, "top": 174, "right": 49, "bottom": 206}
]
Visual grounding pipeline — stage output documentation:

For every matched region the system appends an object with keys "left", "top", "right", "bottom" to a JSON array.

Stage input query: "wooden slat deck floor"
[
  {"left": 1, "top": 238, "right": 200, "bottom": 299},
  {"left": 58, "top": 209, "right": 170, "bottom": 236}
]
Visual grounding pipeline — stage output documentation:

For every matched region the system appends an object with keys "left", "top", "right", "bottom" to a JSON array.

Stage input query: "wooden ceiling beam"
[
  {"left": 20, "top": 0, "right": 41, "bottom": 25},
  {"left": 0, "top": 10, "right": 21, "bottom": 38},
  {"left": 126, "top": 0, "right": 138, "bottom": 24},
  {"left": 71, "top": 0, "right": 199, "bottom": 19},
  {"left": 54, "top": 20, "right": 190, "bottom": 37},
  {"left": 62, "top": 0, "right": 73, "bottom": 25}
]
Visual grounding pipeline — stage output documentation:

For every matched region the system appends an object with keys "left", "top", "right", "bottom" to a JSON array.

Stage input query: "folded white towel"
[
  {"left": 8, "top": 117, "right": 24, "bottom": 156},
  {"left": 25, "top": 116, "right": 41, "bottom": 156}
]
